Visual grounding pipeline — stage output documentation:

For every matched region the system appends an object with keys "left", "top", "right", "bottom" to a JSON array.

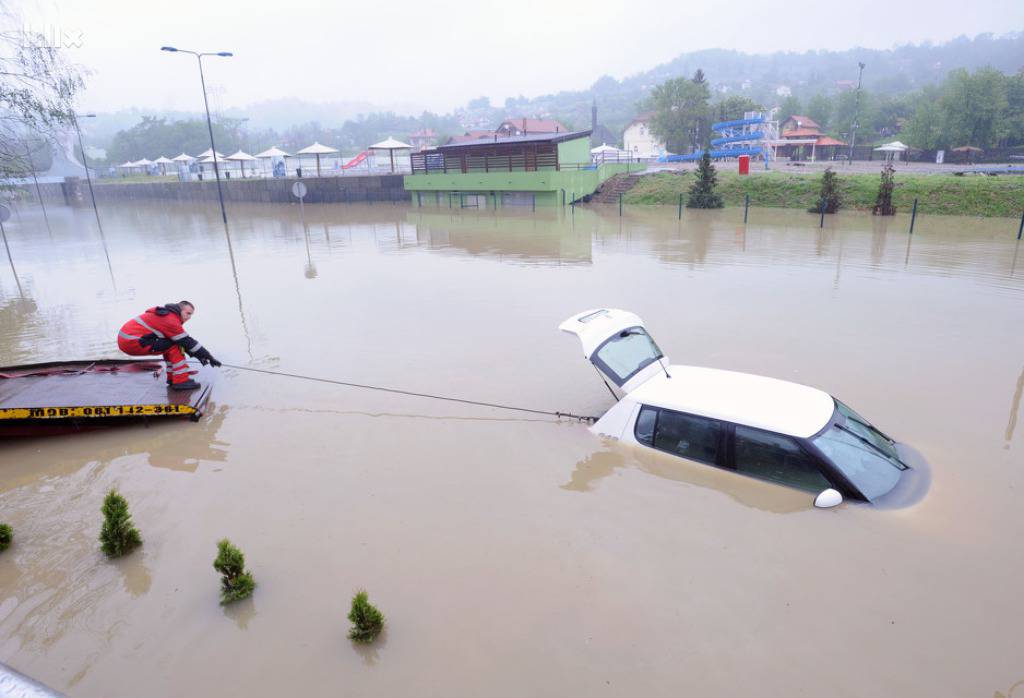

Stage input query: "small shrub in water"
[
  {"left": 872, "top": 163, "right": 897, "bottom": 216},
  {"left": 347, "top": 590, "right": 384, "bottom": 643},
  {"left": 99, "top": 489, "right": 142, "bottom": 558},
  {"left": 214, "top": 538, "right": 255, "bottom": 604},
  {"left": 686, "top": 151, "right": 724, "bottom": 209},
  {"left": 0, "top": 523, "right": 11, "bottom": 552},
  {"left": 809, "top": 166, "right": 842, "bottom": 214}
]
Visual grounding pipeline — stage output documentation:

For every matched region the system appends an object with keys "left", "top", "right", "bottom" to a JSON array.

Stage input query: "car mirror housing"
[{"left": 814, "top": 488, "right": 843, "bottom": 508}]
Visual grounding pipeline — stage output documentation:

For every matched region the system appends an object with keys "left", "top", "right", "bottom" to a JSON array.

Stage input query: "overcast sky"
[{"left": 20, "top": 0, "right": 1024, "bottom": 114}]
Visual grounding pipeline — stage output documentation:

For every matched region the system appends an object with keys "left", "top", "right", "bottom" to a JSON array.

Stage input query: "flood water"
[{"left": 0, "top": 199, "right": 1022, "bottom": 696}]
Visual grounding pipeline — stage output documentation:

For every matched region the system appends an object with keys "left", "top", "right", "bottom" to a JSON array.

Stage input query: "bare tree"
[{"left": 0, "top": 3, "right": 84, "bottom": 183}]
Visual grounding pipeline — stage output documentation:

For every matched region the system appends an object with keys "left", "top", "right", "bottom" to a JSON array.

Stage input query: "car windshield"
[
  {"left": 592, "top": 328, "right": 663, "bottom": 385},
  {"left": 812, "top": 425, "right": 904, "bottom": 501},
  {"left": 835, "top": 401, "right": 904, "bottom": 467}
]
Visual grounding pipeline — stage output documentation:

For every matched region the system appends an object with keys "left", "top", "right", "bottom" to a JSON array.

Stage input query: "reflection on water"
[
  {"left": 0, "top": 200, "right": 1022, "bottom": 697},
  {"left": 1007, "top": 365, "right": 1024, "bottom": 445},
  {"left": 222, "top": 595, "right": 256, "bottom": 631}
]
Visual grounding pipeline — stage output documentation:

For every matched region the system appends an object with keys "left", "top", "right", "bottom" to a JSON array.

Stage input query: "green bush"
[
  {"left": 0, "top": 523, "right": 12, "bottom": 552},
  {"left": 873, "top": 163, "right": 897, "bottom": 216},
  {"left": 347, "top": 590, "right": 385, "bottom": 643},
  {"left": 686, "top": 151, "right": 724, "bottom": 209},
  {"left": 214, "top": 539, "right": 255, "bottom": 604},
  {"left": 99, "top": 489, "right": 142, "bottom": 558},
  {"left": 809, "top": 167, "right": 842, "bottom": 213}
]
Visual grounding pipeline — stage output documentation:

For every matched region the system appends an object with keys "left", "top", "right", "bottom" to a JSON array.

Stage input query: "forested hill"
[{"left": 520, "top": 33, "right": 1024, "bottom": 134}]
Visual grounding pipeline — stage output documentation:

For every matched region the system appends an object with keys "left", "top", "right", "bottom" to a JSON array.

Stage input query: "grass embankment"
[{"left": 624, "top": 171, "right": 1024, "bottom": 218}]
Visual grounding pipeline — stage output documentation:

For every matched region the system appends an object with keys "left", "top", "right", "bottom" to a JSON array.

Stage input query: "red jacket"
[{"left": 118, "top": 305, "right": 204, "bottom": 355}]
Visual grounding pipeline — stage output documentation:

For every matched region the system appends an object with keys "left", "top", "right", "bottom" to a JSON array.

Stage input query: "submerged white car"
[{"left": 560, "top": 308, "right": 926, "bottom": 508}]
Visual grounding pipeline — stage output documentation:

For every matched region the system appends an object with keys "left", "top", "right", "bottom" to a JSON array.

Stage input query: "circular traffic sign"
[{"left": 291, "top": 181, "right": 307, "bottom": 199}]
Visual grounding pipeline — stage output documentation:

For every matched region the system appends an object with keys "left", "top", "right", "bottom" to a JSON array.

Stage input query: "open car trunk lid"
[{"left": 559, "top": 308, "right": 669, "bottom": 395}]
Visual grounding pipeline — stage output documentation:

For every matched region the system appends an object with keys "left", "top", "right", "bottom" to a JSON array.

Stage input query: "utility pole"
[
  {"left": 72, "top": 112, "right": 103, "bottom": 233},
  {"left": 848, "top": 62, "right": 865, "bottom": 165},
  {"left": 161, "top": 46, "right": 233, "bottom": 224}
]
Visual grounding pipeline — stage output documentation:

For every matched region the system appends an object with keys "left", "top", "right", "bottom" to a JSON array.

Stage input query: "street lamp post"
[
  {"left": 848, "top": 61, "right": 865, "bottom": 165},
  {"left": 72, "top": 112, "right": 103, "bottom": 232},
  {"left": 161, "top": 46, "right": 233, "bottom": 224}
]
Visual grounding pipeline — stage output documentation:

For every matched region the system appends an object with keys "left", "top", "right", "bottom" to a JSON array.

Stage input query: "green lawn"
[{"left": 625, "top": 170, "right": 1024, "bottom": 218}]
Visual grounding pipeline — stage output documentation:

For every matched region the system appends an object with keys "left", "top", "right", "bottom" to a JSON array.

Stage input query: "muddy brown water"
[{"left": 0, "top": 200, "right": 1022, "bottom": 697}]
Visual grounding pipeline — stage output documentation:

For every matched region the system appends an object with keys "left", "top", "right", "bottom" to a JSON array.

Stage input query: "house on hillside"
[
  {"left": 776, "top": 114, "right": 846, "bottom": 161},
  {"left": 622, "top": 113, "right": 665, "bottom": 158},
  {"left": 496, "top": 118, "right": 568, "bottom": 137},
  {"left": 406, "top": 129, "right": 641, "bottom": 207},
  {"left": 409, "top": 129, "right": 437, "bottom": 151},
  {"left": 445, "top": 130, "right": 497, "bottom": 145}
]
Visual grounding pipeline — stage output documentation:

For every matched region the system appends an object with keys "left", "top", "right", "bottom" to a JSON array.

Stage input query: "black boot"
[{"left": 170, "top": 379, "right": 202, "bottom": 391}]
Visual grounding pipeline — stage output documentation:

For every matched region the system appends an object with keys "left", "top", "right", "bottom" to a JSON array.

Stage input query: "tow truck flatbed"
[{"left": 0, "top": 359, "right": 214, "bottom": 437}]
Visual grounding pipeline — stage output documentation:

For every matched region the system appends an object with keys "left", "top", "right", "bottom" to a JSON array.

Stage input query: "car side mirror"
[{"left": 814, "top": 488, "right": 843, "bottom": 508}]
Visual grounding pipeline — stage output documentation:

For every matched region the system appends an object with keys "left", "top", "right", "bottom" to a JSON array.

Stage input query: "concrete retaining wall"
[{"left": 89, "top": 175, "right": 407, "bottom": 204}]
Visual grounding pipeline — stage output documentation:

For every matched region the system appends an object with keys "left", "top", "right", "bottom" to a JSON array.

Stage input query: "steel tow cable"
[{"left": 220, "top": 364, "right": 599, "bottom": 423}]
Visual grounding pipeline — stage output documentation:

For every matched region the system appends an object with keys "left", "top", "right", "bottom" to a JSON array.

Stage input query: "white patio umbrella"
[
  {"left": 133, "top": 157, "right": 154, "bottom": 175},
  {"left": 368, "top": 136, "right": 413, "bottom": 173},
  {"left": 256, "top": 146, "right": 290, "bottom": 176},
  {"left": 296, "top": 142, "right": 338, "bottom": 176},
  {"left": 591, "top": 143, "right": 625, "bottom": 163},
  {"left": 256, "top": 146, "right": 290, "bottom": 158},
  {"left": 195, "top": 148, "right": 227, "bottom": 177},
  {"left": 225, "top": 150, "right": 257, "bottom": 178},
  {"left": 154, "top": 155, "right": 174, "bottom": 175},
  {"left": 874, "top": 140, "right": 909, "bottom": 163}
]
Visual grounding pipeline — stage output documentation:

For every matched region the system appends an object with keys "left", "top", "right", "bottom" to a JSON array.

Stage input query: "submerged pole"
[
  {"left": 678, "top": 193, "right": 683, "bottom": 220},
  {"left": 532, "top": 193, "right": 535, "bottom": 212},
  {"left": 910, "top": 197, "right": 918, "bottom": 235},
  {"left": 819, "top": 198, "right": 826, "bottom": 228},
  {"left": 619, "top": 192, "right": 622, "bottom": 216},
  {"left": 1018, "top": 209, "right": 1023, "bottom": 240},
  {"left": 744, "top": 193, "right": 750, "bottom": 224},
  {"left": 25, "top": 145, "right": 52, "bottom": 237},
  {"left": 0, "top": 218, "right": 23, "bottom": 297}
]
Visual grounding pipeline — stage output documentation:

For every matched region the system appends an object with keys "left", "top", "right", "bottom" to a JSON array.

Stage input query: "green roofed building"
[{"left": 405, "top": 130, "right": 641, "bottom": 207}]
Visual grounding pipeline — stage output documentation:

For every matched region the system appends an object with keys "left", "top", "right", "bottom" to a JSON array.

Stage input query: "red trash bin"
[{"left": 738, "top": 155, "right": 750, "bottom": 175}]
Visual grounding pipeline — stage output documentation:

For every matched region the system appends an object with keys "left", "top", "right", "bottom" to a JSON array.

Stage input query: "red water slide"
[{"left": 341, "top": 151, "right": 369, "bottom": 169}]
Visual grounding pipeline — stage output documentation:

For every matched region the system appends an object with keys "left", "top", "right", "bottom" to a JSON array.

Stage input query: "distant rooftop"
[{"left": 437, "top": 130, "right": 592, "bottom": 149}]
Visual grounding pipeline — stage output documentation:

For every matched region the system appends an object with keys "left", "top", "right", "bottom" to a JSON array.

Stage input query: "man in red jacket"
[{"left": 117, "top": 301, "right": 221, "bottom": 391}]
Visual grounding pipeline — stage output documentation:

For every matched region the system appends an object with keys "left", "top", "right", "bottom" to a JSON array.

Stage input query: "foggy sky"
[{"left": 20, "top": 0, "right": 1024, "bottom": 115}]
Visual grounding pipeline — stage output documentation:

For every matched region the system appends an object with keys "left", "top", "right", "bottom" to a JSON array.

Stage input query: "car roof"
[{"left": 628, "top": 365, "right": 835, "bottom": 439}]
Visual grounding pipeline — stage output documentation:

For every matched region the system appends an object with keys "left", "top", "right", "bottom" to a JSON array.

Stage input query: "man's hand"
[{"left": 193, "top": 346, "right": 220, "bottom": 367}]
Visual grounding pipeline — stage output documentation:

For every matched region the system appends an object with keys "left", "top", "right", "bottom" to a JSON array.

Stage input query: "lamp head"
[
  {"left": 160, "top": 46, "right": 178, "bottom": 52},
  {"left": 216, "top": 52, "right": 233, "bottom": 57}
]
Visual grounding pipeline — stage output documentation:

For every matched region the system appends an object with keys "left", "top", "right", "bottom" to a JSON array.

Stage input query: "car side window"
[
  {"left": 635, "top": 405, "right": 657, "bottom": 446},
  {"left": 652, "top": 409, "right": 721, "bottom": 465},
  {"left": 734, "top": 425, "right": 831, "bottom": 492}
]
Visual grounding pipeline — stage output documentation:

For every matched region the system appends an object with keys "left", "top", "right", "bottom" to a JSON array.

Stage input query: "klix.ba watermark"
[{"left": 20, "top": 23, "right": 84, "bottom": 49}]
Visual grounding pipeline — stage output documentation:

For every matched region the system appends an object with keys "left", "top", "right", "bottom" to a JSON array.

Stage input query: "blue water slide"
[
  {"left": 710, "top": 116, "right": 767, "bottom": 131},
  {"left": 711, "top": 132, "right": 766, "bottom": 147}
]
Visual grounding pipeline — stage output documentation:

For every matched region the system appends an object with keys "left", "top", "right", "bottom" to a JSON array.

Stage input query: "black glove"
[
  {"left": 139, "top": 334, "right": 173, "bottom": 352},
  {"left": 193, "top": 346, "right": 220, "bottom": 367}
]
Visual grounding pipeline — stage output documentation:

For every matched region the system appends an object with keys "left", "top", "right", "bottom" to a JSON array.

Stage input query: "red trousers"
[{"left": 117, "top": 337, "right": 192, "bottom": 384}]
